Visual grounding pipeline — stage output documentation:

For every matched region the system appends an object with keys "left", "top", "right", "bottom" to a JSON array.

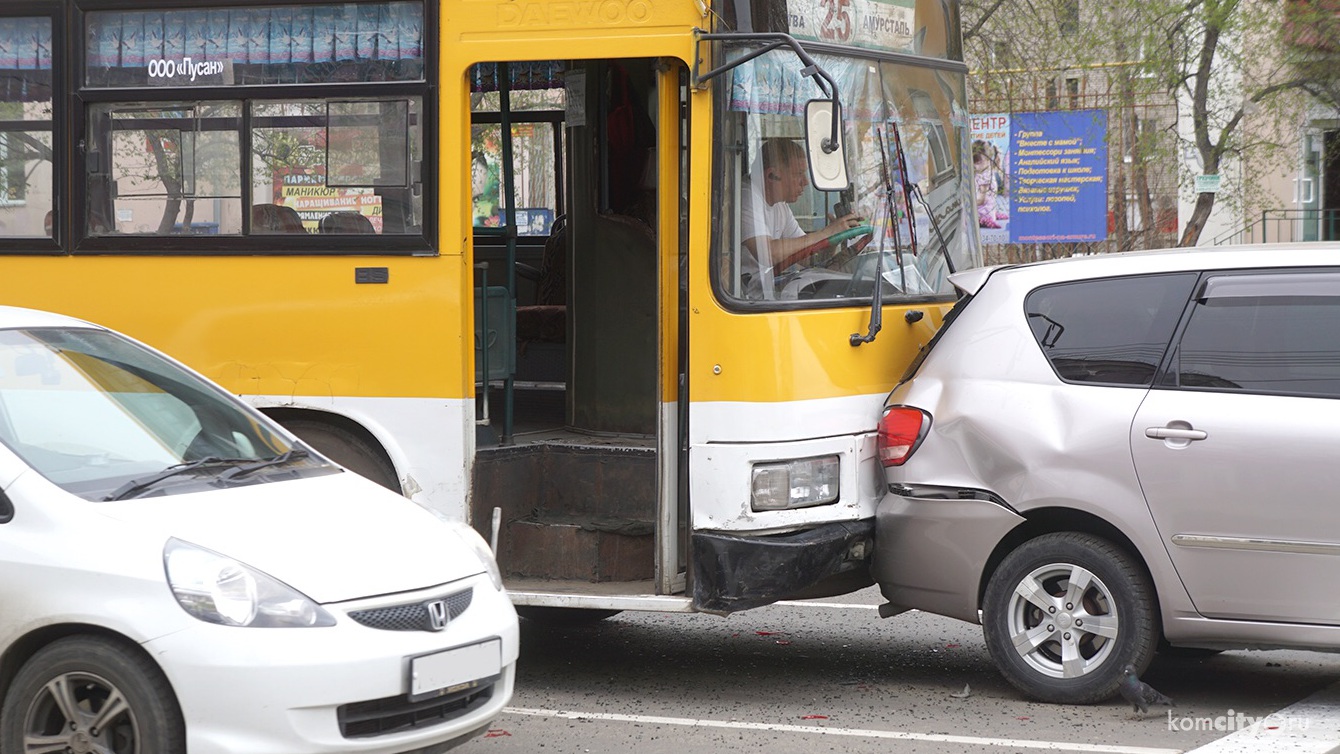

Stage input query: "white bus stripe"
[{"left": 501, "top": 707, "right": 1181, "bottom": 754}]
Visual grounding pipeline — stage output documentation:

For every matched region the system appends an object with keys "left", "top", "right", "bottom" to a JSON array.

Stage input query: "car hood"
[{"left": 93, "top": 471, "right": 484, "bottom": 604}]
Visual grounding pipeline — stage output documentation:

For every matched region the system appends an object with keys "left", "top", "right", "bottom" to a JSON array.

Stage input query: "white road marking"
[
  {"left": 502, "top": 707, "right": 1181, "bottom": 754},
  {"left": 773, "top": 600, "right": 883, "bottom": 610},
  {"left": 1183, "top": 681, "right": 1340, "bottom": 754}
]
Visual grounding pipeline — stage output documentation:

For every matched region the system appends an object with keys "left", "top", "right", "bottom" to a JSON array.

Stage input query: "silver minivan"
[{"left": 872, "top": 244, "right": 1340, "bottom": 703}]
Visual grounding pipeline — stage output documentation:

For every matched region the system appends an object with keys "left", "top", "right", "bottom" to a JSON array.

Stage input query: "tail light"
[{"left": 877, "top": 406, "right": 930, "bottom": 467}]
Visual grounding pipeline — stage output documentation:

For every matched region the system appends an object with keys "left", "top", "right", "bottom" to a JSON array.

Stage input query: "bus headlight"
[{"left": 751, "top": 455, "right": 840, "bottom": 511}]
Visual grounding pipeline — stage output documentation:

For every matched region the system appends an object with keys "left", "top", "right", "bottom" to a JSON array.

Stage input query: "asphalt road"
[{"left": 460, "top": 587, "right": 1340, "bottom": 754}]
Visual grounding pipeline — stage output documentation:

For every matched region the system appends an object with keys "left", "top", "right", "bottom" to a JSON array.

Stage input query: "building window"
[{"left": 1059, "top": 0, "right": 1080, "bottom": 36}]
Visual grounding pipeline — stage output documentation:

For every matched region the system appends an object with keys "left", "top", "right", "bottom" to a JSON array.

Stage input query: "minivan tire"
[{"left": 982, "top": 532, "right": 1157, "bottom": 704}]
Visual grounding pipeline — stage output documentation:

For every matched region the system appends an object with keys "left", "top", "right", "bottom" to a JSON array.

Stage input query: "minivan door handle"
[{"left": 1145, "top": 426, "right": 1208, "bottom": 441}]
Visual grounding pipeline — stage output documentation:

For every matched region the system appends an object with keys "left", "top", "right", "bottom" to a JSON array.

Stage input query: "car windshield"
[{"left": 0, "top": 327, "right": 332, "bottom": 500}]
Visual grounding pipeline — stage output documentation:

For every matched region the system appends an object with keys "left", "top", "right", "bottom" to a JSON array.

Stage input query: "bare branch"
[{"left": 962, "top": 0, "right": 1010, "bottom": 42}]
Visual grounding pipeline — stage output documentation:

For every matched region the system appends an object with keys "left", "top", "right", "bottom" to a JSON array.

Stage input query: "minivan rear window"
[{"left": 1025, "top": 273, "right": 1197, "bottom": 386}]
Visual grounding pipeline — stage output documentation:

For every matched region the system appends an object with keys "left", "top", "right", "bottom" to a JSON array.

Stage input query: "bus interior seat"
[
  {"left": 318, "top": 211, "right": 375, "bottom": 234},
  {"left": 251, "top": 204, "right": 305, "bottom": 233},
  {"left": 515, "top": 214, "right": 567, "bottom": 345}
]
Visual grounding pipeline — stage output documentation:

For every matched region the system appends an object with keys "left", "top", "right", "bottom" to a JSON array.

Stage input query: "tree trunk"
[{"left": 1178, "top": 191, "right": 1216, "bottom": 246}]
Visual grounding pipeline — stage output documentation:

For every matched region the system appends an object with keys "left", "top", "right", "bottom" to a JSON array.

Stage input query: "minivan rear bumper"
[
  {"left": 691, "top": 520, "right": 875, "bottom": 615},
  {"left": 872, "top": 489, "right": 1025, "bottom": 623}
]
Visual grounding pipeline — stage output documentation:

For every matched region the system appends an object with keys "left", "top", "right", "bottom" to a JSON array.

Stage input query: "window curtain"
[
  {"left": 84, "top": 3, "right": 423, "bottom": 70},
  {"left": 469, "top": 61, "right": 566, "bottom": 93},
  {"left": 0, "top": 17, "right": 52, "bottom": 102}
]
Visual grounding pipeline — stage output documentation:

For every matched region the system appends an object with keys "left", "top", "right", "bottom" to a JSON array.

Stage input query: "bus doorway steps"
[{"left": 472, "top": 438, "right": 656, "bottom": 583}]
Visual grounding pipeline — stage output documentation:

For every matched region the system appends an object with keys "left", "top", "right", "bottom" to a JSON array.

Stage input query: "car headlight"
[
  {"left": 751, "top": 455, "right": 841, "bottom": 511},
  {"left": 456, "top": 526, "right": 504, "bottom": 592},
  {"left": 163, "top": 538, "right": 336, "bottom": 627}
]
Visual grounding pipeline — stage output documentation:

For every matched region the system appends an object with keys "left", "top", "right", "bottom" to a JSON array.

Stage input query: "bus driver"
[{"left": 739, "top": 138, "right": 862, "bottom": 299}]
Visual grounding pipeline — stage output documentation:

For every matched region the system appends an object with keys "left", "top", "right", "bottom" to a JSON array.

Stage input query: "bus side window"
[{"left": 89, "top": 101, "right": 244, "bottom": 236}]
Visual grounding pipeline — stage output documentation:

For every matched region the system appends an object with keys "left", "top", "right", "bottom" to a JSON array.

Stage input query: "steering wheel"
[{"left": 828, "top": 224, "right": 874, "bottom": 247}]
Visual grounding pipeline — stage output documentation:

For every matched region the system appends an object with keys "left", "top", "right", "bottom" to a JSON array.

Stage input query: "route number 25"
[{"left": 820, "top": 0, "right": 853, "bottom": 42}]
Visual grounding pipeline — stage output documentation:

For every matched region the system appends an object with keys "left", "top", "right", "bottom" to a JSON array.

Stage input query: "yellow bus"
[{"left": 0, "top": 0, "right": 979, "bottom": 618}]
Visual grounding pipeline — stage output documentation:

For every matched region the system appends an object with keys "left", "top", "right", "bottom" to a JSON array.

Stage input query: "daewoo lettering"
[{"left": 498, "top": 0, "right": 654, "bottom": 27}]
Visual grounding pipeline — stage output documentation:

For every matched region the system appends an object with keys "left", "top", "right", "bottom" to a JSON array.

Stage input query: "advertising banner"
[
  {"left": 1008, "top": 109, "right": 1108, "bottom": 243},
  {"left": 970, "top": 113, "right": 1011, "bottom": 245}
]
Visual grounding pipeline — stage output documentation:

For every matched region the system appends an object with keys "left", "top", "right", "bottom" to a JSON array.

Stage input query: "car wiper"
[
  {"left": 216, "top": 448, "right": 312, "bottom": 484},
  {"left": 103, "top": 456, "right": 251, "bottom": 501}
]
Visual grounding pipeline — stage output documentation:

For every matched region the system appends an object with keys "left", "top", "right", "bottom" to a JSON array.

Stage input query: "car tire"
[
  {"left": 282, "top": 419, "right": 401, "bottom": 493},
  {"left": 1, "top": 635, "right": 185, "bottom": 754},
  {"left": 982, "top": 532, "right": 1157, "bottom": 704},
  {"left": 516, "top": 607, "right": 622, "bottom": 625}
]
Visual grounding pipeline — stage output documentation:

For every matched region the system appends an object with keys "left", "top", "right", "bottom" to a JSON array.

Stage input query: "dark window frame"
[
  {"left": 55, "top": 0, "right": 437, "bottom": 257},
  {"left": 0, "top": 3, "right": 64, "bottom": 255}
]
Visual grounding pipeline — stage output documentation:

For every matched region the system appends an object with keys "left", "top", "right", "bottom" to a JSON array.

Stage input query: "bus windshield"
[{"left": 713, "top": 46, "right": 977, "bottom": 306}]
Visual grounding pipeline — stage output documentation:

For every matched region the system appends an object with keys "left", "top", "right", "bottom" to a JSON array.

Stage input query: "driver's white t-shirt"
[{"left": 739, "top": 181, "right": 804, "bottom": 298}]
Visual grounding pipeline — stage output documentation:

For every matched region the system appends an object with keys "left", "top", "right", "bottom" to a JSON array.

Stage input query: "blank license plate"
[{"left": 409, "top": 639, "right": 501, "bottom": 700}]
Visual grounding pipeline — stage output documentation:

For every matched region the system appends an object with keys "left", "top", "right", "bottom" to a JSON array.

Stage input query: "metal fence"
[{"left": 1213, "top": 209, "right": 1340, "bottom": 245}]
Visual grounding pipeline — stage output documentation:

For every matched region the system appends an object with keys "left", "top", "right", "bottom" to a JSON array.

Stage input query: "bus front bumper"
[{"left": 690, "top": 520, "right": 874, "bottom": 615}]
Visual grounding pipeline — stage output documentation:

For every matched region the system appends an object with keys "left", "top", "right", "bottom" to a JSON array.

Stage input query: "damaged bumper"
[
  {"left": 872, "top": 486, "right": 1025, "bottom": 623},
  {"left": 691, "top": 520, "right": 874, "bottom": 615}
]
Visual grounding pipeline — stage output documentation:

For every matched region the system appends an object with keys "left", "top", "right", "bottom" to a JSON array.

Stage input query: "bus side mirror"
[{"left": 804, "top": 99, "right": 849, "bottom": 193}]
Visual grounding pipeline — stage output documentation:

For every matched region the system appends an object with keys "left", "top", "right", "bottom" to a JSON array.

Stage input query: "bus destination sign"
[{"left": 787, "top": 0, "right": 915, "bottom": 53}]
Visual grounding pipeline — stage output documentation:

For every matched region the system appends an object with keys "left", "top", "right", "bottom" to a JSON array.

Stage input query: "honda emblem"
[{"left": 426, "top": 600, "right": 448, "bottom": 631}]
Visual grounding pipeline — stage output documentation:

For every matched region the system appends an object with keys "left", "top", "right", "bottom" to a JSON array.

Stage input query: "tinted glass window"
[
  {"left": 1175, "top": 275, "right": 1340, "bottom": 397},
  {"left": 0, "top": 15, "right": 55, "bottom": 240},
  {"left": 1025, "top": 273, "right": 1196, "bottom": 386}
]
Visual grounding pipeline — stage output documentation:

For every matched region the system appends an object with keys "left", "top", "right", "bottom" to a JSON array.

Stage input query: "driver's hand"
[{"left": 825, "top": 212, "right": 862, "bottom": 237}]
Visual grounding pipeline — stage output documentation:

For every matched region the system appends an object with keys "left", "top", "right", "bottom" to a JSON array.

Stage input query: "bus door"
[{"left": 469, "top": 57, "right": 689, "bottom": 606}]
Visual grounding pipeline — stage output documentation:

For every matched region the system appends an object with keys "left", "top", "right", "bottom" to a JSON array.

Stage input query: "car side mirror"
[
  {"left": 0, "top": 488, "right": 13, "bottom": 524},
  {"left": 804, "top": 99, "right": 850, "bottom": 193}
]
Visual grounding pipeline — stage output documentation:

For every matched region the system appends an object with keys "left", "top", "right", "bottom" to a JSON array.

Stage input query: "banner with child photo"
[{"left": 969, "top": 113, "right": 1011, "bottom": 245}]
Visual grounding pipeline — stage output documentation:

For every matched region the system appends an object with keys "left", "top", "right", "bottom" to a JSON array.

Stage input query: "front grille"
[
  {"left": 347, "top": 588, "right": 473, "bottom": 631},
  {"left": 338, "top": 684, "right": 494, "bottom": 738}
]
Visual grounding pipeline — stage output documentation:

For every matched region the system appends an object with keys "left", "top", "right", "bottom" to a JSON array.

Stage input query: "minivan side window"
[
  {"left": 1172, "top": 272, "right": 1340, "bottom": 397},
  {"left": 1024, "top": 273, "right": 1197, "bottom": 386}
]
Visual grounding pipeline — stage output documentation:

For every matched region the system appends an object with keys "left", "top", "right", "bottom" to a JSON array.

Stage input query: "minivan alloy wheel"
[
  {"left": 983, "top": 532, "right": 1157, "bottom": 704},
  {"left": 1004, "top": 561, "right": 1118, "bottom": 678}
]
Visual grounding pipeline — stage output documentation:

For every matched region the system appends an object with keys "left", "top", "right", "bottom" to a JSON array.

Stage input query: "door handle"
[{"left": 1145, "top": 427, "right": 1207, "bottom": 441}]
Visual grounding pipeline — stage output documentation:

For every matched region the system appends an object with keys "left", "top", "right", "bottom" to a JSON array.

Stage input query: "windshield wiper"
[
  {"left": 852, "top": 126, "right": 903, "bottom": 346},
  {"left": 103, "top": 456, "right": 251, "bottom": 501},
  {"left": 215, "top": 448, "right": 311, "bottom": 484},
  {"left": 908, "top": 182, "right": 956, "bottom": 275}
]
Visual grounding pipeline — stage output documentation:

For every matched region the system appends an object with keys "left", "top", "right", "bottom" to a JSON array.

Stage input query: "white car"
[{"left": 0, "top": 306, "right": 518, "bottom": 753}]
